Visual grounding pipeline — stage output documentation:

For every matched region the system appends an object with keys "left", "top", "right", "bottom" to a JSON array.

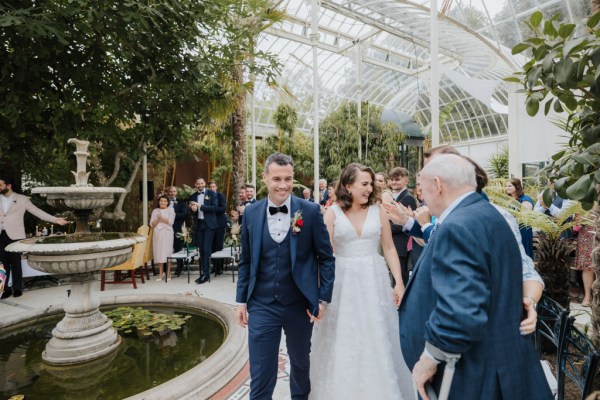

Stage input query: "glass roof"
[{"left": 253, "top": 0, "right": 591, "bottom": 144}]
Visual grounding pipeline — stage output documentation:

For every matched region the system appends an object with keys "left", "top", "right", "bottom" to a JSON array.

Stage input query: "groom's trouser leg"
[
  {"left": 283, "top": 301, "right": 314, "bottom": 400},
  {"left": 248, "top": 301, "right": 283, "bottom": 400}
]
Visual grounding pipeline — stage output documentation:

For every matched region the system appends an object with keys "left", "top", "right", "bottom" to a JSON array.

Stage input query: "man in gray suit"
[{"left": 0, "top": 176, "right": 68, "bottom": 299}]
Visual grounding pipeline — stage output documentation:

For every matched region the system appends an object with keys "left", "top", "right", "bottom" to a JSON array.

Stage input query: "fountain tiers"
[
  {"left": 5, "top": 138, "right": 144, "bottom": 365},
  {"left": 7, "top": 234, "right": 144, "bottom": 365}
]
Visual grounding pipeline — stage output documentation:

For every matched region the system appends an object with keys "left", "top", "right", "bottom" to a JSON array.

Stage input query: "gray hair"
[
  {"left": 421, "top": 154, "right": 476, "bottom": 190},
  {"left": 264, "top": 153, "right": 294, "bottom": 174},
  {"left": 319, "top": 178, "right": 327, "bottom": 185}
]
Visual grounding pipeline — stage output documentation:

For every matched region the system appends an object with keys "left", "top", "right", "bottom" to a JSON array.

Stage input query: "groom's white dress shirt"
[{"left": 267, "top": 196, "right": 291, "bottom": 243}]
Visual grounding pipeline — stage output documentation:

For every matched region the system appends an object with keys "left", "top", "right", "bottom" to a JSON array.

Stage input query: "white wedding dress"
[{"left": 309, "top": 204, "right": 413, "bottom": 400}]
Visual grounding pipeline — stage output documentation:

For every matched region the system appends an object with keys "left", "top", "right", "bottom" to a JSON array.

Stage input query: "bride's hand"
[{"left": 393, "top": 284, "right": 405, "bottom": 306}]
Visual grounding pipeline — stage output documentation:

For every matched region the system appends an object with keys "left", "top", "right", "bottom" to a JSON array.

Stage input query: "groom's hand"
[
  {"left": 306, "top": 303, "right": 327, "bottom": 323},
  {"left": 236, "top": 305, "right": 248, "bottom": 327},
  {"left": 413, "top": 353, "right": 438, "bottom": 400}
]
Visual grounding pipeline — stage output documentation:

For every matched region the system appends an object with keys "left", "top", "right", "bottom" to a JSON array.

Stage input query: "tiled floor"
[{"left": 0, "top": 269, "right": 592, "bottom": 400}]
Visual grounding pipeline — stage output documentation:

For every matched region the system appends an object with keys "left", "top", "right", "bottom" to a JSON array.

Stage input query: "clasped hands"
[{"left": 382, "top": 202, "right": 431, "bottom": 227}]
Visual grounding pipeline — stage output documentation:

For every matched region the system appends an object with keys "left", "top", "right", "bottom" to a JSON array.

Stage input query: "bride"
[{"left": 310, "top": 163, "right": 413, "bottom": 400}]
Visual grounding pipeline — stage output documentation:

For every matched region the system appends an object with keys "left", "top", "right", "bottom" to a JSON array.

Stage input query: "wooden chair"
[
  {"left": 100, "top": 226, "right": 149, "bottom": 291},
  {"left": 142, "top": 227, "right": 154, "bottom": 278},
  {"left": 558, "top": 317, "right": 600, "bottom": 400}
]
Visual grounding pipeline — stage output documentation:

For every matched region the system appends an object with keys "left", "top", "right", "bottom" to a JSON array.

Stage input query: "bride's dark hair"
[{"left": 335, "top": 163, "right": 380, "bottom": 211}]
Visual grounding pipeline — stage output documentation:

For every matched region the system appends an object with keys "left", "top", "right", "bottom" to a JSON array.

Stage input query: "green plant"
[
  {"left": 104, "top": 307, "right": 190, "bottom": 336},
  {"left": 487, "top": 147, "right": 509, "bottom": 179},
  {"left": 507, "top": 9, "right": 600, "bottom": 356}
]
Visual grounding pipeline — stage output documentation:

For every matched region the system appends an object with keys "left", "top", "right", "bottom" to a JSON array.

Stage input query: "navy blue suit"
[
  {"left": 236, "top": 197, "right": 335, "bottom": 400},
  {"left": 171, "top": 199, "right": 189, "bottom": 274},
  {"left": 398, "top": 193, "right": 552, "bottom": 399},
  {"left": 189, "top": 189, "right": 218, "bottom": 278},
  {"left": 212, "top": 191, "right": 228, "bottom": 273}
]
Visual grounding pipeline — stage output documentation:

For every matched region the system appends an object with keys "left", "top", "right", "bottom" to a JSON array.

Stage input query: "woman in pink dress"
[{"left": 150, "top": 195, "right": 176, "bottom": 281}]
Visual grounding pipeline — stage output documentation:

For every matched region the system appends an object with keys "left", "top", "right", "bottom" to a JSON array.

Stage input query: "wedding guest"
[
  {"left": 310, "top": 163, "right": 413, "bottom": 399},
  {"left": 574, "top": 213, "right": 596, "bottom": 307},
  {"left": 244, "top": 184, "right": 257, "bottom": 204},
  {"left": 189, "top": 177, "right": 218, "bottom": 284},
  {"left": 375, "top": 172, "right": 395, "bottom": 204},
  {"left": 230, "top": 185, "right": 247, "bottom": 224},
  {"left": 150, "top": 195, "right": 175, "bottom": 281},
  {"left": 318, "top": 178, "right": 329, "bottom": 205},
  {"left": 208, "top": 181, "right": 227, "bottom": 275},
  {"left": 0, "top": 176, "right": 68, "bottom": 299},
  {"left": 506, "top": 178, "right": 535, "bottom": 259},
  {"left": 388, "top": 167, "right": 418, "bottom": 285},
  {"left": 167, "top": 186, "right": 188, "bottom": 277},
  {"left": 400, "top": 155, "right": 552, "bottom": 400},
  {"left": 302, "top": 188, "right": 313, "bottom": 202}
]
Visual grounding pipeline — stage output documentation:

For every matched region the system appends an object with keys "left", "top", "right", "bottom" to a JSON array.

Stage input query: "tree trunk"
[
  {"left": 592, "top": 0, "right": 600, "bottom": 14},
  {"left": 231, "top": 62, "right": 247, "bottom": 208}
]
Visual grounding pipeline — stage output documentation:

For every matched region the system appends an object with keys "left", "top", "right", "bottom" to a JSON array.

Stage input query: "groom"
[
  {"left": 398, "top": 155, "right": 551, "bottom": 400},
  {"left": 235, "top": 153, "right": 335, "bottom": 400}
]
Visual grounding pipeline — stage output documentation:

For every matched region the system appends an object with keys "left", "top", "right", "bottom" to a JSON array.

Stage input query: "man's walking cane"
[{"left": 422, "top": 354, "right": 461, "bottom": 400}]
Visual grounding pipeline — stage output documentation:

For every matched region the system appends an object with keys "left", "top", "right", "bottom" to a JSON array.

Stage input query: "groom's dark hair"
[{"left": 264, "top": 153, "right": 294, "bottom": 173}]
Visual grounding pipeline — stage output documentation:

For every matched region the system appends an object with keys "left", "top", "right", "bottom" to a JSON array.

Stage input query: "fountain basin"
[
  {"left": 32, "top": 186, "right": 127, "bottom": 211},
  {"left": 6, "top": 233, "right": 145, "bottom": 275},
  {"left": 0, "top": 294, "right": 248, "bottom": 400}
]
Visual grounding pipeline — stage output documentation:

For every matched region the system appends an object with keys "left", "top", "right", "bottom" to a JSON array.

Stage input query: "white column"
[
  {"left": 311, "top": 0, "right": 321, "bottom": 203},
  {"left": 357, "top": 43, "right": 362, "bottom": 160},
  {"left": 508, "top": 83, "right": 521, "bottom": 178},
  {"left": 430, "top": 0, "right": 440, "bottom": 147},
  {"left": 142, "top": 143, "right": 148, "bottom": 226},
  {"left": 251, "top": 69, "right": 257, "bottom": 187}
]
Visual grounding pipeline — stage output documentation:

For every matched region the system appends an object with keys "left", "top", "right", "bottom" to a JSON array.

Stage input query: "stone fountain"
[{"left": 6, "top": 139, "right": 145, "bottom": 365}]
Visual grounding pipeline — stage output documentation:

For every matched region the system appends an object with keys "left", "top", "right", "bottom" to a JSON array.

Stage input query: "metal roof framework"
[{"left": 252, "top": 0, "right": 590, "bottom": 144}]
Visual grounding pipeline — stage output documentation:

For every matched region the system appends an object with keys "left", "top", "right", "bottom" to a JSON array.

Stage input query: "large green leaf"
[
  {"left": 565, "top": 173, "right": 594, "bottom": 200},
  {"left": 530, "top": 11, "right": 543, "bottom": 28},
  {"left": 512, "top": 43, "right": 532, "bottom": 55},
  {"left": 543, "top": 20, "right": 558, "bottom": 37},
  {"left": 526, "top": 97, "right": 540, "bottom": 116},
  {"left": 587, "top": 11, "right": 600, "bottom": 29},
  {"left": 558, "top": 24, "right": 576, "bottom": 39},
  {"left": 554, "top": 58, "right": 574, "bottom": 85},
  {"left": 563, "top": 37, "right": 588, "bottom": 57}
]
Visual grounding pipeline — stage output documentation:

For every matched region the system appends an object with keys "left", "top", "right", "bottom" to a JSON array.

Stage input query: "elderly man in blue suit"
[
  {"left": 398, "top": 154, "right": 551, "bottom": 400},
  {"left": 235, "top": 153, "right": 335, "bottom": 400}
]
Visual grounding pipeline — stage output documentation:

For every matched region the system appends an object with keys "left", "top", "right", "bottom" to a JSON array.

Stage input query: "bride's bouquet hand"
[{"left": 393, "top": 284, "right": 405, "bottom": 306}]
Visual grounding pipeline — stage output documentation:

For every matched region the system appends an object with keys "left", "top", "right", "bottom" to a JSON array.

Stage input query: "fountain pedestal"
[{"left": 43, "top": 272, "right": 121, "bottom": 365}]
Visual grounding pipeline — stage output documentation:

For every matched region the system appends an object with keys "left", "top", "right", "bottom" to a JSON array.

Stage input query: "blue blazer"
[
  {"left": 188, "top": 189, "right": 218, "bottom": 230},
  {"left": 215, "top": 191, "right": 227, "bottom": 229},
  {"left": 172, "top": 200, "right": 189, "bottom": 234},
  {"left": 398, "top": 193, "right": 552, "bottom": 399},
  {"left": 236, "top": 196, "right": 335, "bottom": 316}
]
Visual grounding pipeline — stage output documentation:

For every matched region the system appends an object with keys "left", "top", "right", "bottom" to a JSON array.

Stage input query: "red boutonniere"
[{"left": 291, "top": 210, "right": 303, "bottom": 235}]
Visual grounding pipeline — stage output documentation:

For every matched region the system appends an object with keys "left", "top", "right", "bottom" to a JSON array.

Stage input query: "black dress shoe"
[
  {"left": 13, "top": 289, "right": 22, "bottom": 298},
  {"left": 1, "top": 289, "right": 12, "bottom": 299},
  {"left": 195, "top": 276, "right": 209, "bottom": 284}
]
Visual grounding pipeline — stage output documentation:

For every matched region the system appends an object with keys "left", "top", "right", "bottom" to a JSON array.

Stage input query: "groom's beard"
[{"left": 0, "top": 188, "right": 8, "bottom": 195}]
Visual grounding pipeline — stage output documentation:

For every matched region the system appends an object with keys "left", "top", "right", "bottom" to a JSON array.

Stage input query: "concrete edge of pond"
[{"left": 0, "top": 294, "right": 249, "bottom": 400}]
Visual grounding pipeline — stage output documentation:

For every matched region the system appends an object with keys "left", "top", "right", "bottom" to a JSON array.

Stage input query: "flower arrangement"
[
  {"left": 176, "top": 225, "right": 193, "bottom": 246},
  {"left": 291, "top": 210, "right": 303, "bottom": 235},
  {"left": 224, "top": 222, "right": 241, "bottom": 248}
]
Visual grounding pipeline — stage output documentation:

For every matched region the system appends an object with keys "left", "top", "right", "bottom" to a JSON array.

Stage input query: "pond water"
[
  {"left": 36, "top": 232, "right": 139, "bottom": 244},
  {"left": 0, "top": 306, "right": 225, "bottom": 400}
]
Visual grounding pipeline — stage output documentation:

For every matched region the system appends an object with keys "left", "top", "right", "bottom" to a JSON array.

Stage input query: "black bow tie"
[{"left": 269, "top": 205, "right": 288, "bottom": 215}]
